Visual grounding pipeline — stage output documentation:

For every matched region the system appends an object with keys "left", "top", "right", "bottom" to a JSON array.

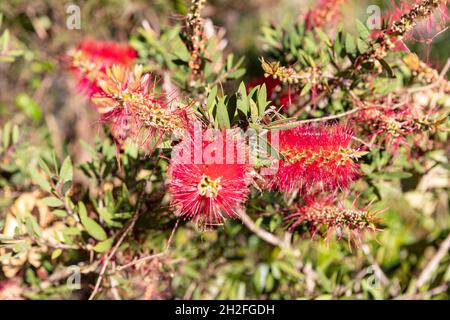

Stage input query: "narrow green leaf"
[
  {"left": 215, "top": 97, "right": 230, "bottom": 129},
  {"left": 12, "top": 125, "right": 19, "bottom": 145},
  {"left": 372, "top": 171, "right": 413, "bottom": 180},
  {"left": 59, "top": 156, "right": 73, "bottom": 183},
  {"left": 357, "top": 38, "right": 368, "bottom": 53},
  {"left": 206, "top": 86, "right": 217, "bottom": 115},
  {"left": 257, "top": 84, "right": 268, "bottom": 115},
  {"left": 29, "top": 167, "right": 51, "bottom": 192},
  {"left": 1, "top": 30, "right": 9, "bottom": 53},
  {"left": 356, "top": 20, "right": 370, "bottom": 41},
  {"left": 15, "top": 93, "right": 43, "bottom": 121},
  {"left": 345, "top": 34, "right": 356, "bottom": 55},
  {"left": 300, "top": 83, "right": 312, "bottom": 96},
  {"left": 78, "top": 202, "right": 107, "bottom": 241},
  {"left": 2, "top": 122, "right": 11, "bottom": 149},
  {"left": 249, "top": 99, "right": 259, "bottom": 123},
  {"left": 25, "top": 214, "right": 42, "bottom": 238},
  {"left": 93, "top": 238, "right": 114, "bottom": 253},
  {"left": 42, "top": 197, "right": 64, "bottom": 208},
  {"left": 315, "top": 28, "right": 331, "bottom": 46},
  {"left": 51, "top": 249, "right": 62, "bottom": 260},
  {"left": 37, "top": 158, "right": 52, "bottom": 178},
  {"left": 237, "top": 82, "right": 249, "bottom": 115},
  {"left": 52, "top": 209, "right": 68, "bottom": 218},
  {"left": 228, "top": 68, "right": 245, "bottom": 79}
]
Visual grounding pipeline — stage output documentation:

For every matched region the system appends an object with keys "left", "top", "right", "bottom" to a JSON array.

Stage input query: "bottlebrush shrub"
[
  {"left": 285, "top": 195, "right": 381, "bottom": 246},
  {"left": 61, "top": 0, "right": 450, "bottom": 244},
  {"left": 1, "top": 0, "right": 449, "bottom": 300}
]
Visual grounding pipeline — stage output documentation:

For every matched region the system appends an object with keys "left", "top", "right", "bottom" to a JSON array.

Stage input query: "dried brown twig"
[{"left": 415, "top": 233, "right": 450, "bottom": 290}]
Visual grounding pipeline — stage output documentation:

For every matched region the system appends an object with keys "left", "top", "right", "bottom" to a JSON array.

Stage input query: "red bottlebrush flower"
[
  {"left": 168, "top": 129, "right": 251, "bottom": 227},
  {"left": 67, "top": 39, "right": 137, "bottom": 97},
  {"left": 91, "top": 65, "right": 191, "bottom": 151},
  {"left": 285, "top": 196, "right": 381, "bottom": 246},
  {"left": 305, "top": 0, "right": 347, "bottom": 30},
  {"left": 384, "top": 0, "right": 448, "bottom": 43},
  {"left": 272, "top": 124, "right": 364, "bottom": 193},
  {"left": 350, "top": 95, "right": 437, "bottom": 154},
  {"left": 370, "top": 0, "right": 449, "bottom": 54}
]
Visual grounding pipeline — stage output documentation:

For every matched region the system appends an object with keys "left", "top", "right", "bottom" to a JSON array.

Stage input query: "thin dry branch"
[
  {"left": 415, "top": 232, "right": 450, "bottom": 289},
  {"left": 88, "top": 186, "right": 147, "bottom": 300},
  {"left": 238, "top": 210, "right": 301, "bottom": 259},
  {"left": 115, "top": 218, "right": 180, "bottom": 272}
]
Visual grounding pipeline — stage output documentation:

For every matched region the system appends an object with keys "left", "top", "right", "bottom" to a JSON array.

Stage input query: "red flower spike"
[
  {"left": 91, "top": 65, "right": 191, "bottom": 152},
  {"left": 305, "top": 0, "right": 347, "bottom": 30},
  {"left": 168, "top": 129, "right": 251, "bottom": 227},
  {"left": 272, "top": 124, "right": 364, "bottom": 193},
  {"left": 286, "top": 196, "right": 381, "bottom": 247},
  {"left": 384, "top": 0, "right": 448, "bottom": 44},
  {"left": 67, "top": 39, "right": 137, "bottom": 97}
]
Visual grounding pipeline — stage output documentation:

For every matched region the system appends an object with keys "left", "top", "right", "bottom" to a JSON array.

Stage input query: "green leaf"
[
  {"left": 206, "top": 86, "right": 217, "bottom": 116},
  {"left": 15, "top": 93, "right": 43, "bottom": 121},
  {"left": 170, "top": 36, "right": 190, "bottom": 62},
  {"left": 371, "top": 171, "right": 413, "bottom": 180},
  {"left": 93, "top": 238, "right": 114, "bottom": 253},
  {"left": 356, "top": 20, "right": 370, "bottom": 41},
  {"left": 78, "top": 202, "right": 107, "bottom": 241},
  {"left": 29, "top": 167, "right": 51, "bottom": 192},
  {"left": 51, "top": 249, "right": 62, "bottom": 260},
  {"left": 25, "top": 214, "right": 42, "bottom": 238},
  {"left": 257, "top": 84, "right": 269, "bottom": 115},
  {"left": 52, "top": 209, "right": 68, "bottom": 218},
  {"left": 249, "top": 99, "right": 259, "bottom": 123},
  {"left": 357, "top": 38, "right": 368, "bottom": 54},
  {"left": 345, "top": 34, "right": 356, "bottom": 55},
  {"left": 228, "top": 68, "right": 245, "bottom": 79},
  {"left": 300, "top": 83, "right": 312, "bottom": 96},
  {"left": 2, "top": 122, "right": 11, "bottom": 149},
  {"left": 237, "top": 82, "right": 249, "bottom": 115},
  {"left": 11, "top": 125, "right": 19, "bottom": 145},
  {"left": 1, "top": 29, "right": 9, "bottom": 53},
  {"left": 253, "top": 263, "right": 269, "bottom": 293},
  {"left": 59, "top": 156, "right": 73, "bottom": 183},
  {"left": 315, "top": 28, "right": 331, "bottom": 46},
  {"left": 38, "top": 158, "right": 53, "bottom": 177},
  {"left": 42, "top": 196, "right": 64, "bottom": 207},
  {"left": 215, "top": 97, "right": 230, "bottom": 129}
]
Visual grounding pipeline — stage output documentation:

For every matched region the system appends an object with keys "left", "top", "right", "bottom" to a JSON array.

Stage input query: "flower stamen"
[{"left": 197, "top": 175, "right": 221, "bottom": 198}]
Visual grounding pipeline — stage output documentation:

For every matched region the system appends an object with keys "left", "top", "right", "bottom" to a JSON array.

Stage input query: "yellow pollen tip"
[{"left": 197, "top": 175, "right": 221, "bottom": 198}]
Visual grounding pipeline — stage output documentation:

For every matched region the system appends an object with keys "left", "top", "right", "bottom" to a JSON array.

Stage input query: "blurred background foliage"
[{"left": 0, "top": 0, "right": 449, "bottom": 300}]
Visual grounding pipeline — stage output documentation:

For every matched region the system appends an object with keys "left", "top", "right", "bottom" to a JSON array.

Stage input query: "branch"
[
  {"left": 266, "top": 107, "right": 361, "bottom": 130},
  {"left": 114, "top": 218, "right": 180, "bottom": 272},
  {"left": 415, "top": 232, "right": 450, "bottom": 289},
  {"left": 88, "top": 185, "right": 147, "bottom": 300},
  {"left": 238, "top": 210, "right": 300, "bottom": 258}
]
